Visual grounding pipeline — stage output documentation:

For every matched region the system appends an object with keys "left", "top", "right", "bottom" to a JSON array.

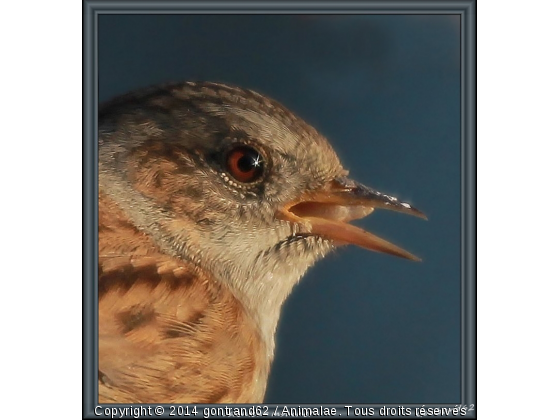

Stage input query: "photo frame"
[{"left": 84, "top": 1, "right": 475, "bottom": 417}]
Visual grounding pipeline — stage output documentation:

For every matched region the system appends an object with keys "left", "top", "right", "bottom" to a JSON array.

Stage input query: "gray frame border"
[{"left": 83, "top": 1, "right": 476, "bottom": 418}]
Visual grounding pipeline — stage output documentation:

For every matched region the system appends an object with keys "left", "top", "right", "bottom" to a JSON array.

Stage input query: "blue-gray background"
[{"left": 98, "top": 14, "right": 460, "bottom": 403}]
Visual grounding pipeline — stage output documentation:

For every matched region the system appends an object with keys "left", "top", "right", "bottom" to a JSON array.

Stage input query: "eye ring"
[{"left": 225, "top": 145, "right": 265, "bottom": 183}]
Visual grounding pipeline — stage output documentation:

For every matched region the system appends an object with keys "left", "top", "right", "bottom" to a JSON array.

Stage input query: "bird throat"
[
  {"left": 171, "top": 221, "right": 335, "bottom": 362},
  {"left": 217, "top": 234, "right": 334, "bottom": 361}
]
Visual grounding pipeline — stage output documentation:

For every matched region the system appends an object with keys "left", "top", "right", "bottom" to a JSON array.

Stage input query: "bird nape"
[{"left": 98, "top": 81, "right": 425, "bottom": 403}]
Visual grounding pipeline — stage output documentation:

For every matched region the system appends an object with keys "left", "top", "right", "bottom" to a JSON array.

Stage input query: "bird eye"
[{"left": 225, "top": 146, "right": 265, "bottom": 183}]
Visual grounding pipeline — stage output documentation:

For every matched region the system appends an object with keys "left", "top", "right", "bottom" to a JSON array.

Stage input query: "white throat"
[{"left": 196, "top": 228, "right": 334, "bottom": 362}]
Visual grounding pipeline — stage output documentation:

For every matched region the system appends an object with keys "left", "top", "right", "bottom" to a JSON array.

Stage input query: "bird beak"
[{"left": 276, "top": 176, "right": 427, "bottom": 261}]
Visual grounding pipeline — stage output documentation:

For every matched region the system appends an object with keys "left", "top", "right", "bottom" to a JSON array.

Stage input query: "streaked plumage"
[{"left": 98, "top": 81, "right": 424, "bottom": 403}]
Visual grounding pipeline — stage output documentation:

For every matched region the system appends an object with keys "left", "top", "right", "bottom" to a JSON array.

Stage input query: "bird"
[{"left": 98, "top": 81, "right": 426, "bottom": 404}]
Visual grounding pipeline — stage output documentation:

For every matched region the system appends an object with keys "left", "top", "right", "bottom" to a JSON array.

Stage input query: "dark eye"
[{"left": 225, "top": 146, "right": 265, "bottom": 183}]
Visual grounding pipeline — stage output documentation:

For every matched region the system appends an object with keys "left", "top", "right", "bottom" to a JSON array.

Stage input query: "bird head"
[{"left": 98, "top": 81, "right": 425, "bottom": 348}]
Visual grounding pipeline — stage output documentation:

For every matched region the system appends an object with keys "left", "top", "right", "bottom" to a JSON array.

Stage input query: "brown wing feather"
[{"left": 98, "top": 193, "right": 269, "bottom": 403}]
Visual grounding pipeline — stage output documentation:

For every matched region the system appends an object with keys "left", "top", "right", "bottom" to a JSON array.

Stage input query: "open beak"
[{"left": 276, "top": 176, "right": 427, "bottom": 261}]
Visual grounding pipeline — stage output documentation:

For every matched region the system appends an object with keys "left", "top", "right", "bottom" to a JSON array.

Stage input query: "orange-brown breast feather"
[{"left": 98, "top": 193, "right": 269, "bottom": 403}]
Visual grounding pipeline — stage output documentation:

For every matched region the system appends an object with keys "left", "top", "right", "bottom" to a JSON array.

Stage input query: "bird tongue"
[
  {"left": 288, "top": 202, "right": 374, "bottom": 223},
  {"left": 278, "top": 177, "right": 425, "bottom": 261}
]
